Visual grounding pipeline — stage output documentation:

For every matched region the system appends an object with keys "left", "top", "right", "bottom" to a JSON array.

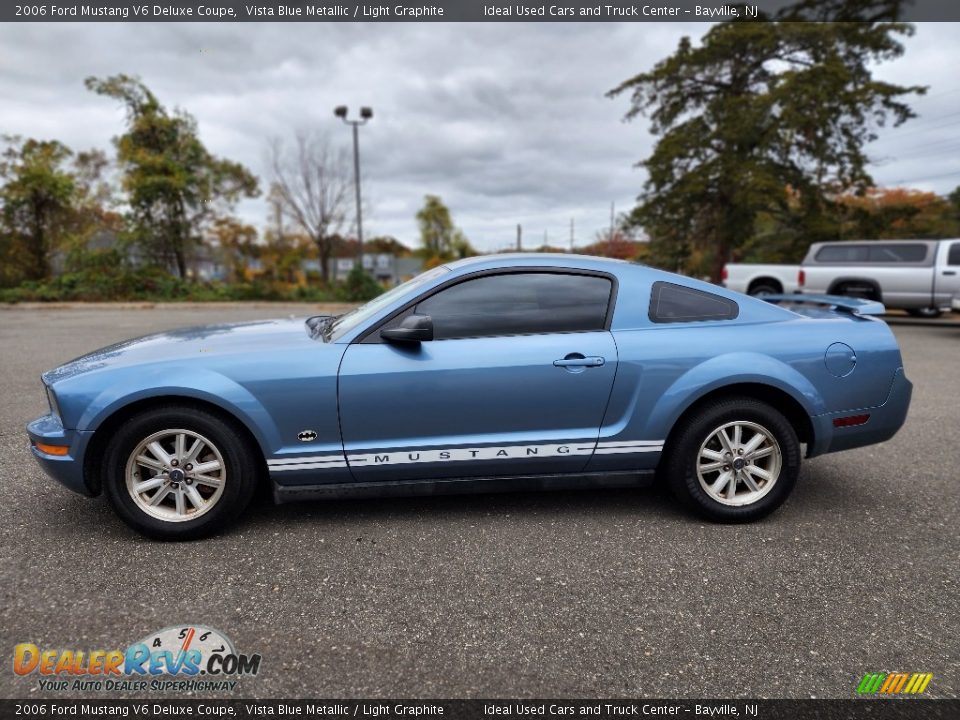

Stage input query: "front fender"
[
  {"left": 643, "top": 352, "right": 825, "bottom": 439},
  {"left": 76, "top": 365, "right": 278, "bottom": 453}
]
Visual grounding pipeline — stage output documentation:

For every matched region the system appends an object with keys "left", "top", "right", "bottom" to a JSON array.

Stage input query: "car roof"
[{"left": 444, "top": 252, "right": 629, "bottom": 273}]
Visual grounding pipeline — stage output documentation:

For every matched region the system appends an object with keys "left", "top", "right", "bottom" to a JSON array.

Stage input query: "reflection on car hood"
[{"left": 43, "top": 318, "right": 318, "bottom": 384}]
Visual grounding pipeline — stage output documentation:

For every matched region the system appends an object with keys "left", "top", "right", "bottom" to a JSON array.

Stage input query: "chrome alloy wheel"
[
  {"left": 125, "top": 429, "right": 226, "bottom": 522},
  {"left": 696, "top": 420, "right": 782, "bottom": 507}
]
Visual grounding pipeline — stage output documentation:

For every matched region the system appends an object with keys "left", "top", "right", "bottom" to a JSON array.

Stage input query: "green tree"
[
  {"left": 85, "top": 74, "right": 259, "bottom": 278},
  {"left": 210, "top": 217, "right": 259, "bottom": 283},
  {"left": 948, "top": 186, "right": 960, "bottom": 224},
  {"left": 608, "top": 1, "right": 924, "bottom": 280},
  {"left": 0, "top": 137, "right": 76, "bottom": 281},
  {"left": 365, "top": 235, "right": 412, "bottom": 256},
  {"left": 415, "top": 195, "right": 475, "bottom": 265}
]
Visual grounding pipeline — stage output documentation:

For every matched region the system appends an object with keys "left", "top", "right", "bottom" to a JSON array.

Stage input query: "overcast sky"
[{"left": 2, "top": 22, "right": 959, "bottom": 252}]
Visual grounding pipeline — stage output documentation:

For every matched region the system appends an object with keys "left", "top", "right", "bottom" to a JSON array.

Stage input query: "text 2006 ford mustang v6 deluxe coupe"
[{"left": 27, "top": 254, "right": 911, "bottom": 539}]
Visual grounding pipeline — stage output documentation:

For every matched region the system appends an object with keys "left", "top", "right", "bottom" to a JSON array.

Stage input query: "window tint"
[
  {"left": 414, "top": 272, "right": 612, "bottom": 340},
  {"left": 867, "top": 244, "right": 928, "bottom": 263},
  {"left": 815, "top": 245, "right": 868, "bottom": 262},
  {"left": 948, "top": 243, "right": 960, "bottom": 266},
  {"left": 649, "top": 281, "right": 738, "bottom": 323}
]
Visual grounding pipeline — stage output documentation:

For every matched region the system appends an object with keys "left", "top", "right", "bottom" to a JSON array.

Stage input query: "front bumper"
[
  {"left": 808, "top": 367, "right": 913, "bottom": 457},
  {"left": 26, "top": 414, "right": 95, "bottom": 496}
]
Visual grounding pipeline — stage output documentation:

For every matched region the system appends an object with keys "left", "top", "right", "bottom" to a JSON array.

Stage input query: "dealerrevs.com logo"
[
  {"left": 13, "top": 625, "right": 261, "bottom": 693},
  {"left": 857, "top": 672, "right": 934, "bottom": 695}
]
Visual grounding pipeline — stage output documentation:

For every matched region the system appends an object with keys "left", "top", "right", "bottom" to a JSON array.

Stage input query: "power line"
[
  {"left": 887, "top": 168, "right": 960, "bottom": 185},
  {"left": 876, "top": 113, "right": 960, "bottom": 141},
  {"left": 875, "top": 136, "right": 960, "bottom": 157}
]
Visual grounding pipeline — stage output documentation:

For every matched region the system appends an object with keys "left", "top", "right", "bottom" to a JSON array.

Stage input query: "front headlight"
[{"left": 45, "top": 385, "right": 61, "bottom": 419}]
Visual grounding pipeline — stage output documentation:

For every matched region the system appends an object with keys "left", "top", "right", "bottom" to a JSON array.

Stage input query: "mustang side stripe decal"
[
  {"left": 269, "top": 456, "right": 345, "bottom": 466},
  {"left": 347, "top": 442, "right": 596, "bottom": 466},
  {"left": 268, "top": 439, "right": 664, "bottom": 472},
  {"left": 595, "top": 440, "right": 664, "bottom": 447},
  {"left": 270, "top": 461, "right": 349, "bottom": 472}
]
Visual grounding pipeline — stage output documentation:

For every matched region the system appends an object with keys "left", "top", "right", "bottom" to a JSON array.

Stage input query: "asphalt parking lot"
[{"left": 0, "top": 306, "right": 957, "bottom": 700}]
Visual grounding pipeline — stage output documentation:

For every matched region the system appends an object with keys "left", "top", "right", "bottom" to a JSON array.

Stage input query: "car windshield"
[{"left": 324, "top": 264, "right": 452, "bottom": 342}]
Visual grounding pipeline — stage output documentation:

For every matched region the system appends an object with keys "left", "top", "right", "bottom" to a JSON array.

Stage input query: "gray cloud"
[{"left": 1, "top": 22, "right": 957, "bottom": 252}]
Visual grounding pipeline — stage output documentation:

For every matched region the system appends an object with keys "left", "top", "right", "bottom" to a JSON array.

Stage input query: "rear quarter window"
[
  {"left": 814, "top": 243, "right": 929, "bottom": 263},
  {"left": 649, "top": 281, "right": 739, "bottom": 323},
  {"left": 867, "top": 244, "right": 928, "bottom": 262},
  {"left": 815, "top": 245, "right": 869, "bottom": 262}
]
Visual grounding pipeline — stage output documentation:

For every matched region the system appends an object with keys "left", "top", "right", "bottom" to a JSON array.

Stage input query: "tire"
[
  {"left": 833, "top": 282, "right": 879, "bottom": 302},
  {"left": 907, "top": 307, "right": 942, "bottom": 319},
  {"left": 747, "top": 282, "right": 780, "bottom": 297},
  {"left": 103, "top": 405, "right": 259, "bottom": 540},
  {"left": 664, "top": 397, "right": 800, "bottom": 523}
]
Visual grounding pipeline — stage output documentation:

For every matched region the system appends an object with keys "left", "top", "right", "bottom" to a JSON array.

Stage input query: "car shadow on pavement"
[{"left": 239, "top": 483, "right": 690, "bottom": 533}]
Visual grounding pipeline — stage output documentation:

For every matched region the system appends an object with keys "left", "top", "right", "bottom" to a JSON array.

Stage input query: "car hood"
[{"left": 43, "top": 317, "right": 327, "bottom": 385}]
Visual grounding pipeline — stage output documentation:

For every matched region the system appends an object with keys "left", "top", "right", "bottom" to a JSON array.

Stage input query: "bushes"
[
  {"left": 335, "top": 265, "right": 384, "bottom": 302},
  {"left": 0, "top": 250, "right": 383, "bottom": 303}
]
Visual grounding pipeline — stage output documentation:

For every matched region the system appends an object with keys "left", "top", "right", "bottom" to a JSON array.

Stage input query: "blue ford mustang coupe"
[{"left": 27, "top": 254, "right": 911, "bottom": 539}]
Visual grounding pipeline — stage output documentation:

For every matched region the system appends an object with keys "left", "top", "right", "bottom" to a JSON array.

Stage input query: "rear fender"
[
  {"left": 642, "top": 352, "right": 824, "bottom": 440},
  {"left": 827, "top": 277, "right": 883, "bottom": 301}
]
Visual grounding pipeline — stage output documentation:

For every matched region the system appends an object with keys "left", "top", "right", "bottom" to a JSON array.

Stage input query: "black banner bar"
[
  {"left": 2, "top": 700, "right": 959, "bottom": 719},
  {"left": 5, "top": 1, "right": 960, "bottom": 23}
]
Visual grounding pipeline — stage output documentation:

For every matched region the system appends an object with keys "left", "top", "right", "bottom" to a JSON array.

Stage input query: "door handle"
[
  {"left": 553, "top": 355, "right": 605, "bottom": 368},
  {"left": 943, "top": 270, "right": 957, "bottom": 276}
]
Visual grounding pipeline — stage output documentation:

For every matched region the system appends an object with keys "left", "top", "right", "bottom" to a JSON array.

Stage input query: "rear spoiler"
[{"left": 761, "top": 294, "right": 886, "bottom": 316}]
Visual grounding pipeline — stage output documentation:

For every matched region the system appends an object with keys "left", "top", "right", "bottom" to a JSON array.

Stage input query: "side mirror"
[{"left": 380, "top": 314, "right": 434, "bottom": 344}]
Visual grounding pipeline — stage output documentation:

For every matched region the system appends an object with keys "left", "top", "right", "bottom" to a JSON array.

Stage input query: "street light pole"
[{"left": 334, "top": 105, "right": 373, "bottom": 270}]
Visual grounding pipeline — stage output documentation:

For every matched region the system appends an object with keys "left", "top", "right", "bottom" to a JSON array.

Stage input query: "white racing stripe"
[
  {"left": 270, "top": 461, "right": 348, "bottom": 472},
  {"left": 268, "top": 439, "right": 664, "bottom": 472},
  {"left": 596, "top": 440, "right": 664, "bottom": 448},
  {"left": 269, "top": 456, "right": 345, "bottom": 466}
]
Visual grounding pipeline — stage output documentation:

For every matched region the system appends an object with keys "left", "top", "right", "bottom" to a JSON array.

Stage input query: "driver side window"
[{"left": 413, "top": 272, "right": 613, "bottom": 340}]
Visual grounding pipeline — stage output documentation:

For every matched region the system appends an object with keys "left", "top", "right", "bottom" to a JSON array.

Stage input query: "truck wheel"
[
  {"left": 665, "top": 397, "right": 800, "bottom": 523},
  {"left": 748, "top": 282, "right": 780, "bottom": 297},
  {"left": 833, "top": 282, "right": 880, "bottom": 302},
  {"left": 907, "top": 308, "right": 942, "bottom": 319},
  {"left": 103, "top": 405, "right": 259, "bottom": 540}
]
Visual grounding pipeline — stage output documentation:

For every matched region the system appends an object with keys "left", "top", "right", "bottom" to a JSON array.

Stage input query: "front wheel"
[
  {"left": 103, "top": 406, "right": 259, "bottom": 540},
  {"left": 664, "top": 397, "right": 800, "bottom": 522}
]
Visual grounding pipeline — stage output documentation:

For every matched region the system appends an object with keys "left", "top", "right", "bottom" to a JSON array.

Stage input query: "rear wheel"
[
  {"left": 832, "top": 282, "right": 879, "bottom": 302},
  {"left": 665, "top": 397, "right": 800, "bottom": 522},
  {"left": 103, "top": 406, "right": 258, "bottom": 540},
  {"left": 907, "top": 307, "right": 942, "bottom": 319},
  {"left": 747, "top": 282, "right": 780, "bottom": 297}
]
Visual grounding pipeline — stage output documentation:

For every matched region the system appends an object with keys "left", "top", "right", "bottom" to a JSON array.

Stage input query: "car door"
[
  {"left": 934, "top": 240, "right": 960, "bottom": 306},
  {"left": 337, "top": 269, "right": 619, "bottom": 482}
]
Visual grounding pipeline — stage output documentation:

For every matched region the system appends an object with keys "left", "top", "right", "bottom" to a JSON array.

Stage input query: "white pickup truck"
[
  {"left": 799, "top": 239, "right": 960, "bottom": 318},
  {"left": 721, "top": 264, "right": 800, "bottom": 296}
]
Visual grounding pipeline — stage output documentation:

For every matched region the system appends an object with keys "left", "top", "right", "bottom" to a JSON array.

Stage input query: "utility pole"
[
  {"left": 334, "top": 105, "right": 373, "bottom": 269},
  {"left": 516, "top": 223, "right": 522, "bottom": 251},
  {"left": 569, "top": 218, "right": 574, "bottom": 253}
]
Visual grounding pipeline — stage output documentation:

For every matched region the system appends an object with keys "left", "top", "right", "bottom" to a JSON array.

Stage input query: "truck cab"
[{"left": 799, "top": 239, "right": 960, "bottom": 317}]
